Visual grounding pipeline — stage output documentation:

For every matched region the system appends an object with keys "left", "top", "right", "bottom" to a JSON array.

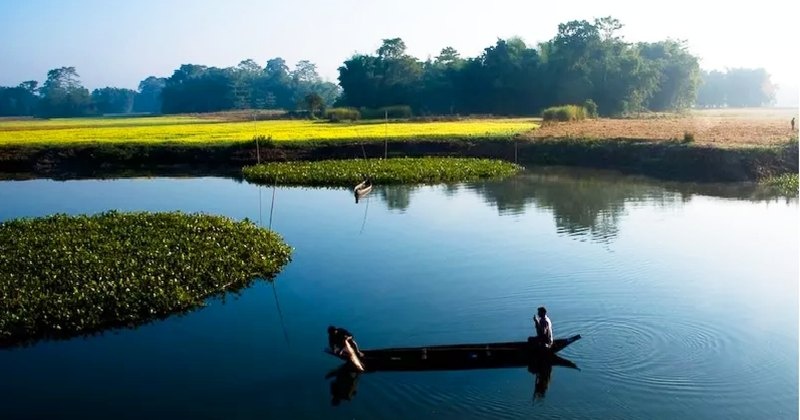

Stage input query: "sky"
[{"left": 1, "top": 0, "right": 798, "bottom": 105}]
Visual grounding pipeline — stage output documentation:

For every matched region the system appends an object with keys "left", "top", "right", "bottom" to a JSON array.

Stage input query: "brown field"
[{"left": 529, "top": 108, "right": 799, "bottom": 146}]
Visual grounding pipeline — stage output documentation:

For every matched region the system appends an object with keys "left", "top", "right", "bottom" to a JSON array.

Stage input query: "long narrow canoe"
[{"left": 327, "top": 334, "right": 581, "bottom": 372}]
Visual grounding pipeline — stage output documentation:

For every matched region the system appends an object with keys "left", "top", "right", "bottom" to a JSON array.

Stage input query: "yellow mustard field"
[{"left": 0, "top": 117, "right": 537, "bottom": 146}]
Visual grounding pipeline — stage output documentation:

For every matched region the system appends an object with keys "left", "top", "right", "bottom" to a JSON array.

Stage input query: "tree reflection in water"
[{"left": 370, "top": 166, "right": 795, "bottom": 243}]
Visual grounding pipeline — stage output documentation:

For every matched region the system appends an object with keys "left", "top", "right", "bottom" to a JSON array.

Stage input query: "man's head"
[
  {"left": 328, "top": 325, "right": 336, "bottom": 334},
  {"left": 537, "top": 306, "right": 547, "bottom": 317}
]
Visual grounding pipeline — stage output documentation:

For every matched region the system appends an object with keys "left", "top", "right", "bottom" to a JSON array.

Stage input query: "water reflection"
[
  {"left": 377, "top": 184, "right": 414, "bottom": 212},
  {"left": 367, "top": 166, "right": 795, "bottom": 242},
  {"left": 325, "top": 355, "right": 579, "bottom": 407}
]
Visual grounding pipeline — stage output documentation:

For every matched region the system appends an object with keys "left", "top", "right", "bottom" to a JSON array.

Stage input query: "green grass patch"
[
  {"left": 242, "top": 157, "right": 522, "bottom": 186},
  {"left": 0, "top": 211, "right": 292, "bottom": 347},
  {"left": 761, "top": 173, "right": 799, "bottom": 196}
]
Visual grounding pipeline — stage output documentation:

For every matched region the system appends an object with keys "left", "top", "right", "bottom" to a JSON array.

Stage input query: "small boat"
[
  {"left": 353, "top": 179, "right": 373, "bottom": 200},
  {"left": 326, "top": 335, "right": 581, "bottom": 372}
]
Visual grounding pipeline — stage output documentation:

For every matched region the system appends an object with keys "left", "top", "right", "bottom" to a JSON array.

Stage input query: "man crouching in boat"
[
  {"left": 328, "top": 326, "right": 366, "bottom": 371},
  {"left": 533, "top": 306, "right": 554, "bottom": 349}
]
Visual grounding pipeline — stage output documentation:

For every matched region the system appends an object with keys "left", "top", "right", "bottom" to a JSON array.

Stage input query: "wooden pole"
[{"left": 384, "top": 109, "right": 388, "bottom": 159}]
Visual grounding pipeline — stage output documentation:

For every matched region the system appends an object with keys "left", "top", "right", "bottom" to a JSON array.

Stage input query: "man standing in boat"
[{"left": 533, "top": 306, "right": 554, "bottom": 348}]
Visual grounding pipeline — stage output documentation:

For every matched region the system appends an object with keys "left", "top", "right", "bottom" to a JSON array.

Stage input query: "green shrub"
[
  {"left": 584, "top": 99, "right": 598, "bottom": 118},
  {"left": 542, "top": 105, "right": 587, "bottom": 122},
  {"left": 0, "top": 211, "right": 292, "bottom": 347},
  {"left": 683, "top": 132, "right": 695, "bottom": 143},
  {"left": 253, "top": 134, "right": 275, "bottom": 148},
  {"left": 325, "top": 107, "right": 360, "bottom": 122}
]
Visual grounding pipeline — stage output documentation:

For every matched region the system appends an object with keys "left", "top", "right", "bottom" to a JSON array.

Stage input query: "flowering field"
[{"left": 0, "top": 117, "right": 536, "bottom": 146}]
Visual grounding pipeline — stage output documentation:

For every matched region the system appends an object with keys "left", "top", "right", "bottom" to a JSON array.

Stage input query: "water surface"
[{"left": 0, "top": 167, "right": 796, "bottom": 419}]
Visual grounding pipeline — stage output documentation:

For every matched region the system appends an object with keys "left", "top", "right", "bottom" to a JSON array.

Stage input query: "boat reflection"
[{"left": 325, "top": 354, "right": 579, "bottom": 406}]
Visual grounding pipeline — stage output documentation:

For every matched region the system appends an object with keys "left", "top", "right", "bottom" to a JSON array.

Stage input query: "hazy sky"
[{"left": 1, "top": 0, "right": 798, "bottom": 104}]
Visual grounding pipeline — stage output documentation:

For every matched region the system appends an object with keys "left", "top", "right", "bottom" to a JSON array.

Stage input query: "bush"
[
  {"left": 542, "top": 105, "right": 587, "bottom": 122},
  {"left": 325, "top": 107, "right": 360, "bottom": 122},
  {"left": 584, "top": 99, "right": 598, "bottom": 118},
  {"left": 252, "top": 134, "right": 275, "bottom": 148},
  {"left": 683, "top": 132, "right": 695, "bottom": 143}
]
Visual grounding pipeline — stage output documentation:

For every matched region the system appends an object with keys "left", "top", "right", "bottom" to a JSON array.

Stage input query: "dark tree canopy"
[
  {"left": 337, "top": 19, "right": 705, "bottom": 116},
  {"left": 696, "top": 68, "right": 776, "bottom": 108},
  {"left": 37, "top": 67, "right": 91, "bottom": 117},
  {"left": 91, "top": 87, "right": 136, "bottom": 114},
  {"left": 0, "top": 18, "right": 778, "bottom": 118}
]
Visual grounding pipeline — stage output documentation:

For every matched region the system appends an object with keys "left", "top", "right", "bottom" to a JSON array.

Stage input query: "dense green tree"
[
  {"left": 304, "top": 92, "right": 323, "bottom": 118},
  {"left": 696, "top": 70, "right": 727, "bottom": 108},
  {"left": 338, "top": 38, "right": 424, "bottom": 110},
  {"left": 37, "top": 67, "right": 91, "bottom": 117},
  {"left": 337, "top": 54, "right": 382, "bottom": 108},
  {"left": 132, "top": 76, "right": 166, "bottom": 113},
  {"left": 640, "top": 40, "right": 701, "bottom": 111},
  {"left": 161, "top": 65, "right": 236, "bottom": 113},
  {"left": 0, "top": 81, "right": 38, "bottom": 116},
  {"left": 724, "top": 68, "right": 775, "bottom": 107},
  {"left": 91, "top": 87, "right": 136, "bottom": 114},
  {"left": 695, "top": 68, "right": 776, "bottom": 108}
]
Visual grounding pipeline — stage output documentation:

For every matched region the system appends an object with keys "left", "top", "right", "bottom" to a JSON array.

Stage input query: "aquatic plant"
[
  {"left": 0, "top": 211, "right": 292, "bottom": 347},
  {"left": 242, "top": 157, "right": 521, "bottom": 186},
  {"left": 761, "top": 173, "right": 799, "bottom": 196}
]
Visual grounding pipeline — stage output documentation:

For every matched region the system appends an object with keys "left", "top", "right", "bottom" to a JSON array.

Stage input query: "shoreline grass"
[
  {"left": 761, "top": 173, "right": 799, "bottom": 196},
  {"left": 242, "top": 157, "right": 522, "bottom": 186},
  {"left": 0, "top": 211, "right": 292, "bottom": 347}
]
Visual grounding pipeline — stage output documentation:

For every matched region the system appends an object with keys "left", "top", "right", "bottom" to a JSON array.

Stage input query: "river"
[{"left": 0, "top": 167, "right": 796, "bottom": 419}]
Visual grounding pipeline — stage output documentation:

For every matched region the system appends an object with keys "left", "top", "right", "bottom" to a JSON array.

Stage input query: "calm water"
[{"left": 0, "top": 167, "right": 797, "bottom": 419}]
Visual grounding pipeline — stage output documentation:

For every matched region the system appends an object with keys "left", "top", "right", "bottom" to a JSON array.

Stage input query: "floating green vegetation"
[
  {"left": 241, "top": 157, "right": 522, "bottom": 186},
  {"left": 0, "top": 211, "right": 292, "bottom": 347},
  {"left": 761, "top": 173, "right": 799, "bottom": 196}
]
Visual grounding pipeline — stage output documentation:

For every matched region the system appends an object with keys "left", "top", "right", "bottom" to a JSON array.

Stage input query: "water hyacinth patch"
[
  {"left": 242, "top": 157, "right": 522, "bottom": 186},
  {"left": 761, "top": 173, "right": 799, "bottom": 196},
  {"left": 0, "top": 211, "right": 292, "bottom": 347}
]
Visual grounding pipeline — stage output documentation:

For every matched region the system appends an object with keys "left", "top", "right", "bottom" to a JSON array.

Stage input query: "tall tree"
[
  {"left": 0, "top": 81, "right": 38, "bottom": 116},
  {"left": 133, "top": 76, "right": 166, "bottom": 113},
  {"left": 91, "top": 87, "right": 136, "bottom": 114},
  {"left": 696, "top": 70, "right": 727, "bottom": 108},
  {"left": 37, "top": 66, "right": 91, "bottom": 117},
  {"left": 724, "top": 68, "right": 775, "bottom": 107},
  {"left": 640, "top": 40, "right": 701, "bottom": 111}
]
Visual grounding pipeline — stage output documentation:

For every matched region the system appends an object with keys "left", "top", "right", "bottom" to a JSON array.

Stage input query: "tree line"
[
  {"left": 0, "top": 17, "right": 777, "bottom": 118},
  {"left": 696, "top": 68, "right": 776, "bottom": 108},
  {"left": 0, "top": 59, "right": 340, "bottom": 118}
]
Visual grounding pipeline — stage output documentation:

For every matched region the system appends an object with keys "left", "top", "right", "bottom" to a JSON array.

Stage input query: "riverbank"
[
  {"left": 1, "top": 138, "right": 796, "bottom": 182},
  {"left": 1, "top": 112, "right": 797, "bottom": 183}
]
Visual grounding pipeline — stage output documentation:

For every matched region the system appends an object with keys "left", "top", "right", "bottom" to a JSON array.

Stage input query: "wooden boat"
[
  {"left": 353, "top": 179, "right": 373, "bottom": 199},
  {"left": 326, "top": 334, "right": 581, "bottom": 372}
]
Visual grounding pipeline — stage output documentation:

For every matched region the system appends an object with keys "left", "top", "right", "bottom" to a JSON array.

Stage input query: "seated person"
[{"left": 328, "top": 325, "right": 364, "bottom": 357}]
